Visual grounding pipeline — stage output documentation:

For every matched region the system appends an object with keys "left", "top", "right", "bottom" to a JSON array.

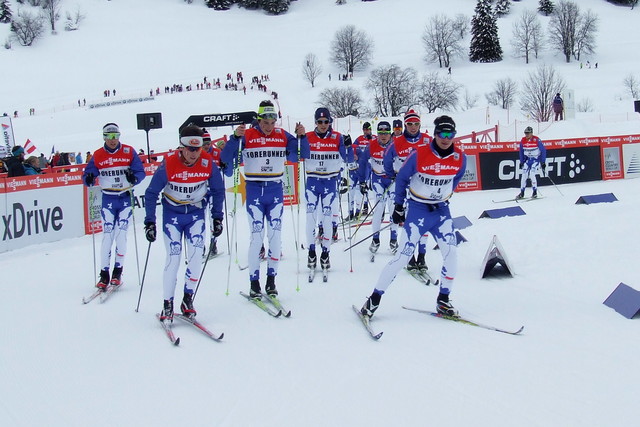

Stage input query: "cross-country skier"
[
  {"left": 383, "top": 109, "right": 431, "bottom": 256},
  {"left": 348, "top": 122, "right": 376, "bottom": 219},
  {"left": 143, "top": 124, "right": 225, "bottom": 322},
  {"left": 357, "top": 121, "right": 397, "bottom": 256},
  {"left": 517, "top": 126, "right": 546, "bottom": 199},
  {"left": 303, "top": 107, "right": 353, "bottom": 273},
  {"left": 221, "top": 100, "right": 309, "bottom": 299},
  {"left": 360, "top": 115, "right": 467, "bottom": 319},
  {"left": 83, "top": 123, "right": 146, "bottom": 291}
]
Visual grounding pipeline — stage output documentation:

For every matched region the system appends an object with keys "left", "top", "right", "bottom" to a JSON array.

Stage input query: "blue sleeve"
[
  {"left": 338, "top": 135, "right": 347, "bottom": 162},
  {"left": 144, "top": 163, "right": 168, "bottom": 223},
  {"left": 519, "top": 142, "right": 525, "bottom": 163},
  {"left": 82, "top": 157, "right": 99, "bottom": 186},
  {"left": 357, "top": 147, "right": 370, "bottom": 182},
  {"left": 208, "top": 164, "right": 225, "bottom": 220},
  {"left": 537, "top": 139, "right": 546, "bottom": 163},
  {"left": 383, "top": 144, "right": 396, "bottom": 179},
  {"left": 452, "top": 154, "right": 467, "bottom": 191},
  {"left": 221, "top": 134, "right": 241, "bottom": 171},
  {"left": 394, "top": 151, "right": 417, "bottom": 205},
  {"left": 287, "top": 131, "right": 309, "bottom": 162},
  {"left": 130, "top": 152, "right": 146, "bottom": 185}
]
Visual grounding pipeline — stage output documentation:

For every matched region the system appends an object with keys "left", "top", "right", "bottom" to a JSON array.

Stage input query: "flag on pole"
[
  {"left": 24, "top": 139, "right": 37, "bottom": 155},
  {"left": 51, "top": 145, "right": 55, "bottom": 155}
]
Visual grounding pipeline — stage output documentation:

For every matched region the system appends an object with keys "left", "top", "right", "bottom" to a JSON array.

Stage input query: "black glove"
[
  {"left": 541, "top": 162, "right": 546, "bottom": 171},
  {"left": 212, "top": 218, "right": 223, "bottom": 237},
  {"left": 84, "top": 173, "right": 95, "bottom": 186},
  {"left": 392, "top": 204, "right": 405, "bottom": 225},
  {"left": 124, "top": 169, "right": 136, "bottom": 185},
  {"left": 520, "top": 161, "right": 525, "bottom": 170},
  {"left": 144, "top": 222, "right": 156, "bottom": 242},
  {"left": 359, "top": 182, "right": 368, "bottom": 195},
  {"left": 343, "top": 134, "right": 352, "bottom": 147}
]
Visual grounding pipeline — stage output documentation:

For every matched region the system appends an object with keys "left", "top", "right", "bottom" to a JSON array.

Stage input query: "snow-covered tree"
[
  {"left": 548, "top": 1, "right": 598, "bottom": 63},
  {"left": 495, "top": 0, "right": 511, "bottom": 16},
  {"left": 486, "top": 77, "right": 518, "bottom": 109},
  {"left": 237, "top": 0, "right": 261, "bottom": 9},
  {"left": 330, "top": 25, "right": 373, "bottom": 74},
  {"left": 366, "top": 64, "right": 418, "bottom": 117},
  {"left": 206, "top": 0, "right": 234, "bottom": 9},
  {"left": 469, "top": 0, "right": 503, "bottom": 63},
  {"left": 318, "top": 87, "right": 363, "bottom": 118},
  {"left": 263, "top": 0, "right": 290, "bottom": 14},
  {"left": 538, "top": 0, "right": 554, "bottom": 16},
  {"left": 520, "top": 64, "right": 565, "bottom": 121},
  {"left": 0, "top": 0, "right": 12, "bottom": 24}
]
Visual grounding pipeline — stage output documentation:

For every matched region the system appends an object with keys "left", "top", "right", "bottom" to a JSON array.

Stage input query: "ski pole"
[
  {"left": 343, "top": 223, "right": 392, "bottom": 252},
  {"left": 135, "top": 241, "right": 152, "bottom": 312},
  {"left": 129, "top": 190, "right": 142, "bottom": 288},
  {"left": 545, "top": 170, "right": 564, "bottom": 196}
]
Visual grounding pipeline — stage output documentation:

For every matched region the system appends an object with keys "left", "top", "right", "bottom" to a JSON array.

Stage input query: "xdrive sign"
[
  {"left": 2, "top": 200, "right": 63, "bottom": 241},
  {"left": 479, "top": 146, "right": 602, "bottom": 190}
]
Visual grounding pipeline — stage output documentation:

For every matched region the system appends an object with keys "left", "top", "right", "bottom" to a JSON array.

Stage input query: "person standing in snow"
[
  {"left": 302, "top": 107, "right": 353, "bottom": 273},
  {"left": 517, "top": 126, "right": 546, "bottom": 200},
  {"left": 357, "top": 121, "right": 397, "bottom": 257},
  {"left": 348, "top": 122, "right": 376, "bottom": 219},
  {"left": 83, "top": 123, "right": 146, "bottom": 291},
  {"left": 221, "top": 100, "right": 309, "bottom": 299},
  {"left": 360, "top": 115, "right": 467, "bottom": 319},
  {"left": 552, "top": 93, "right": 564, "bottom": 121},
  {"left": 143, "top": 124, "right": 225, "bottom": 323}
]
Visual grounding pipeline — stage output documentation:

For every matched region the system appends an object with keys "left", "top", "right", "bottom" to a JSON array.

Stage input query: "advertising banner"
[{"left": 1, "top": 115, "right": 15, "bottom": 158}]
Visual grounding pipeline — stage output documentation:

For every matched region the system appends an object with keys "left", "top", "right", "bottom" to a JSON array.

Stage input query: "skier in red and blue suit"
[{"left": 360, "top": 115, "right": 467, "bottom": 319}]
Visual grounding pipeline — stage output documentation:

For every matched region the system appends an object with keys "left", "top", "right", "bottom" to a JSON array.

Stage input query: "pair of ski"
[
  {"left": 82, "top": 282, "right": 123, "bottom": 304},
  {"left": 406, "top": 267, "right": 440, "bottom": 286},
  {"left": 353, "top": 305, "right": 524, "bottom": 340},
  {"left": 308, "top": 264, "right": 329, "bottom": 283},
  {"left": 492, "top": 196, "right": 544, "bottom": 204},
  {"left": 239, "top": 291, "right": 292, "bottom": 318},
  {"left": 157, "top": 313, "right": 224, "bottom": 346}
]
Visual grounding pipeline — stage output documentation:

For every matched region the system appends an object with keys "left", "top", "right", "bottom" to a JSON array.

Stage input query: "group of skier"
[{"left": 82, "top": 100, "right": 546, "bottom": 329}]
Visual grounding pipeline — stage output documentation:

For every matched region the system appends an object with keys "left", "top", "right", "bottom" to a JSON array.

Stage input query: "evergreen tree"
[
  {"left": 206, "top": 0, "right": 234, "bottom": 9},
  {"left": 263, "top": 0, "right": 290, "bottom": 14},
  {"left": 0, "top": 0, "right": 12, "bottom": 24},
  {"left": 538, "top": 0, "right": 554, "bottom": 16},
  {"left": 237, "top": 0, "right": 261, "bottom": 9},
  {"left": 495, "top": 0, "right": 511, "bottom": 16},
  {"left": 469, "top": 0, "right": 503, "bottom": 63}
]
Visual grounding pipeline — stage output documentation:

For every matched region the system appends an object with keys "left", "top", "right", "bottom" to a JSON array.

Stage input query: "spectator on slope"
[
  {"left": 552, "top": 93, "right": 564, "bottom": 121},
  {"left": 6, "top": 145, "right": 26, "bottom": 177},
  {"left": 23, "top": 156, "right": 42, "bottom": 175}
]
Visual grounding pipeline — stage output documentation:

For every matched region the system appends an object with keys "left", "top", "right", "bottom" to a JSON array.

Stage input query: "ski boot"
[
  {"left": 360, "top": 291, "right": 382, "bottom": 319},
  {"left": 516, "top": 190, "right": 525, "bottom": 200},
  {"left": 180, "top": 292, "right": 196, "bottom": 319},
  {"left": 265, "top": 275, "right": 278, "bottom": 297},
  {"left": 307, "top": 249, "right": 317, "bottom": 269},
  {"left": 249, "top": 280, "right": 262, "bottom": 299},
  {"left": 369, "top": 237, "right": 380, "bottom": 254},
  {"left": 160, "top": 299, "right": 174, "bottom": 323},
  {"left": 436, "top": 293, "right": 458, "bottom": 317},
  {"left": 110, "top": 266, "right": 123, "bottom": 287},
  {"left": 320, "top": 250, "right": 330, "bottom": 270},
  {"left": 96, "top": 269, "right": 109, "bottom": 290}
]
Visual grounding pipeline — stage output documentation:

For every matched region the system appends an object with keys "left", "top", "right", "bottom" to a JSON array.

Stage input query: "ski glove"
[
  {"left": 392, "top": 204, "right": 405, "bottom": 225},
  {"left": 144, "top": 222, "right": 156, "bottom": 242},
  {"left": 359, "top": 182, "right": 368, "bottom": 195},
  {"left": 84, "top": 173, "right": 95, "bottom": 186},
  {"left": 520, "top": 161, "right": 525, "bottom": 169},
  {"left": 212, "top": 218, "right": 223, "bottom": 237},
  {"left": 124, "top": 169, "right": 136, "bottom": 185},
  {"left": 343, "top": 134, "right": 352, "bottom": 147}
]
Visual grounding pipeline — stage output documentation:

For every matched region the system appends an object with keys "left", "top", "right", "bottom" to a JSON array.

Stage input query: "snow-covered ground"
[{"left": 1, "top": 0, "right": 640, "bottom": 426}]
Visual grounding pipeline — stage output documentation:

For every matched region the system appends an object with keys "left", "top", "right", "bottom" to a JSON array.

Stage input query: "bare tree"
[
  {"left": 548, "top": 1, "right": 598, "bottom": 63},
  {"left": 573, "top": 10, "right": 598, "bottom": 61},
  {"left": 511, "top": 9, "right": 543, "bottom": 64},
  {"left": 548, "top": 1, "right": 579, "bottom": 63},
  {"left": 520, "top": 64, "right": 566, "bottom": 122},
  {"left": 318, "top": 86, "right": 363, "bottom": 118},
  {"left": 330, "top": 25, "right": 373, "bottom": 74},
  {"left": 416, "top": 72, "right": 461, "bottom": 113},
  {"left": 10, "top": 9, "right": 45, "bottom": 46},
  {"left": 576, "top": 98, "right": 594, "bottom": 113},
  {"left": 422, "top": 14, "right": 464, "bottom": 68},
  {"left": 365, "top": 65, "right": 417, "bottom": 117},
  {"left": 462, "top": 88, "right": 479, "bottom": 111},
  {"left": 302, "top": 53, "right": 323, "bottom": 88},
  {"left": 486, "top": 78, "right": 518, "bottom": 109},
  {"left": 623, "top": 74, "right": 640, "bottom": 99},
  {"left": 43, "top": 0, "right": 62, "bottom": 34},
  {"left": 452, "top": 13, "right": 469, "bottom": 39}
]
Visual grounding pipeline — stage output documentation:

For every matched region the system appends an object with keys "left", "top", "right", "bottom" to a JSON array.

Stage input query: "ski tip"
[
  {"left": 174, "top": 337, "right": 180, "bottom": 346},
  {"left": 283, "top": 310, "right": 292, "bottom": 318},
  {"left": 373, "top": 332, "right": 383, "bottom": 340},
  {"left": 274, "top": 310, "right": 283, "bottom": 318}
]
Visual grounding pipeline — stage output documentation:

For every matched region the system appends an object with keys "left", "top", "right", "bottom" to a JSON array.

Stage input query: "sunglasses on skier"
[{"left": 437, "top": 131, "right": 456, "bottom": 139}]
